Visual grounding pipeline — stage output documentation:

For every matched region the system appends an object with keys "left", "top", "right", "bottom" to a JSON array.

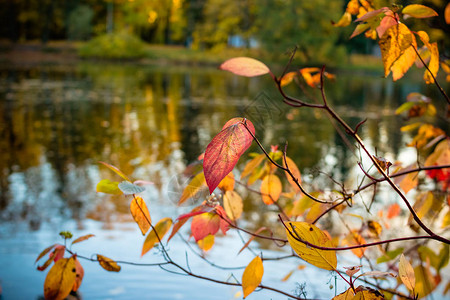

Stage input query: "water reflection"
[{"left": 1, "top": 63, "right": 445, "bottom": 231}]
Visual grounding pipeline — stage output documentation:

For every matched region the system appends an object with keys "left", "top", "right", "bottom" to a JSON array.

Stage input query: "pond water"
[{"left": 0, "top": 61, "right": 447, "bottom": 299}]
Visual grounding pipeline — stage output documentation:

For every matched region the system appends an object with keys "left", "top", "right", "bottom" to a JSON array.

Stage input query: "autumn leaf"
[
  {"left": 346, "top": 0, "right": 359, "bottom": 15},
  {"left": 118, "top": 181, "right": 145, "bottom": 195},
  {"left": 367, "top": 220, "right": 382, "bottom": 237},
  {"left": 390, "top": 34, "right": 417, "bottom": 81},
  {"left": 242, "top": 256, "right": 264, "bottom": 298},
  {"left": 220, "top": 57, "right": 270, "bottom": 77},
  {"left": 414, "top": 264, "right": 438, "bottom": 297},
  {"left": 399, "top": 254, "right": 415, "bottom": 291},
  {"left": 203, "top": 118, "right": 255, "bottom": 194},
  {"left": 191, "top": 212, "right": 221, "bottom": 241},
  {"left": 167, "top": 217, "right": 189, "bottom": 242},
  {"left": 285, "top": 221, "right": 337, "bottom": 271},
  {"left": 353, "top": 289, "right": 384, "bottom": 300},
  {"left": 387, "top": 203, "right": 400, "bottom": 219},
  {"left": 197, "top": 234, "right": 215, "bottom": 252},
  {"left": 350, "top": 23, "right": 370, "bottom": 39},
  {"left": 130, "top": 196, "right": 151, "bottom": 235},
  {"left": 96, "top": 179, "right": 122, "bottom": 195},
  {"left": 279, "top": 71, "right": 297, "bottom": 87},
  {"left": 223, "top": 190, "right": 243, "bottom": 220},
  {"left": 97, "top": 254, "right": 121, "bottom": 272},
  {"left": 283, "top": 156, "right": 301, "bottom": 192},
  {"left": 218, "top": 172, "right": 235, "bottom": 191},
  {"left": 37, "top": 249, "right": 57, "bottom": 271},
  {"left": 332, "top": 288, "right": 354, "bottom": 300},
  {"left": 402, "top": 4, "right": 438, "bottom": 19},
  {"left": 423, "top": 42, "right": 439, "bottom": 84},
  {"left": 72, "top": 257, "right": 84, "bottom": 292},
  {"left": 260, "top": 174, "right": 282, "bottom": 205},
  {"left": 240, "top": 153, "right": 265, "bottom": 179},
  {"left": 44, "top": 257, "right": 77, "bottom": 300},
  {"left": 333, "top": 12, "right": 352, "bottom": 27},
  {"left": 342, "top": 230, "right": 366, "bottom": 258},
  {"left": 71, "top": 234, "right": 95, "bottom": 245},
  {"left": 36, "top": 244, "right": 57, "bottom": 264},
  {"left": 98, "top": 161, "right": 131, "bottom": 182},
  {"left": 376, "top": 11, "right": 399, "bottom": 38},
  {"left": 446, "top": 3, "right": 450, "bottom": 24},
  {"left": 379, "top": 23, "right": 413, "bottom": 78},
  {"left": 141, "top": 217, "right": 173, "bottom": 256},
  {"left": 178, "top": 171, "right": 206, "bottom": 205}
]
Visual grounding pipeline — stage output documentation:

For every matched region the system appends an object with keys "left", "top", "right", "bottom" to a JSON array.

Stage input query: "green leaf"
[
  {"left": 376, "top": 247, "right": 403, "bottom": 264},
  {"left": 96, "top": 179, "right": 122, "bottom": 195}
]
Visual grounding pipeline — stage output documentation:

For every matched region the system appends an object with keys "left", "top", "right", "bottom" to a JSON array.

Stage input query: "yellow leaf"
[
  {"left": 350, "top": 23, "right": 370, "bottom": 39},
  {"left": 333, "top": 12, "right": 352, "bottom": 27},
  {"left": 442, "top": 210, "right": 450, "bottom": 228},
  {"left": 44, "top": 257, "right": 77, "bottom": 300},
  {"left": 96, "top": 179, "right": 122, "bottom": 195},
  {"left": 97, "top": 254, "right": 121, "bottom": 272},
  {"left": 402, "top": 4, "right": 438, "bottom": 19},
  {"left": 197, "top": 234, "right": 215, "bottom": 251},
  {"left": 218, "top": 172, "right": 235, "bottom": 191},
  {"left": 285, "top": 221, "right": 337, "bottom": 271},
  {"left": 280, "top": 71, "right": 297, "bottom": 87},
  {"left": 223, "top": 190, "right": 243, "bottom": 220},
  {"left": 260, "top": 174, "right": 282, "bottom": 205},
  {"left": 242, "top": 256, "right": 264, "bottom": 298},
  {"left": 283, "top": 156, "right": 301, "bottom": 192},
  {"left": 379, "top": 23, "right": 413, "bottom": 78},
  {"left": 391, "top": 37, "right": 417, "bottom": 81},
  {"left": 353, "top": 289, "right": 384, "bottom": 299},
  {"left": 425, "top": 140, "right": 450, "bottom": 167},
  {"left": 240, "top": 154, "right": 265, "bottom": 179},
  {"left": 399, "top": 254, "right": 415, "bottom": 291},
  {"left": 305, "top": 202, "right": 332, "bottom": 223},
  {"left": 130, "top": 196, "right": 151, "bottom": 235},
  {"left": 400, "top": 122, "right": 422, "bottom": 132},
  {"left": 367, "top": 220, "right": 382, "bottom": 237},
  {"left": 141, "top": 217, "right": 173, "bottom": 256},
  {"left": 291, "top": 194, "right": 315, "bottom": 216},
  {"left": 414, "top": 264, "right": 438, "bottom": 297},
  {"left": 178, "top": 172, "right": 206, "bottom": 205},
  {"left": 332, "top": 288, "right": 354, "bottom": 300}
]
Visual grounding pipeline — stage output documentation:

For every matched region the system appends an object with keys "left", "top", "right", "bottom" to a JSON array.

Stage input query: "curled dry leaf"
[
  {"left": 97, "top": 254, "right": 121, "bottom": 272},
  {"left": 71, "top": 234, "right": 95, "bottom": 245},
  {"left": 44, "top": 257, "right": 77, "bottom": 300}
]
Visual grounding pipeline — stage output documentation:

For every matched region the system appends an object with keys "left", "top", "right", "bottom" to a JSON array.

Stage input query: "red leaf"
[
  {"left": 191, "top": 212, "right": 221, "bottom": 241},
  {"left": 220, "top": 57, "right": 270, "bottom": 77},
  {"left": 53, "top": 245, "right": 66, "bottom": 262},
  {"left": 203, "top": 118, "right": 255, "bottom": 194}
]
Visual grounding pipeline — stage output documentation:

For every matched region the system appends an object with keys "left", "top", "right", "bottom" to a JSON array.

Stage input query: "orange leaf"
[
  {"left": 220, "top": 57, "right": 270, "bottom": 77},
  {"left": 342, "top": 231, "right": 366, "bottom": 258},
  {"left": 260, "top": 174, "right": 282, "bottom": 205},
  {"left": 44, "top": 257, "right": 77, "bottom": 300},
  {"left": 241, "top": 153, "right": 265, "bottom": 179},
  {"left": 97, "top": 254, "right": 121, "bottom": 272},
  {"left": 203, "top": 118, "right": 255, "bottom": 194},
  {"left": 167, "top": 217, "right": 189, "bottom": 242},
  {"left": 283, "top": 156, "right": 301, "bottom": 192},
  {"left": 141, "top": 217, "right": 173, "bottom": 256},
  {"left": 393, "top": 164, "right": 419, "bottom": 194},
  {"left": 279, "top": 71, "right": 297, "bottom": 87},
  {"left": 72, "top": 257, "right": 84, "bottom": 292},
  {"left": 178, "top": 171, "right": 206, "bottom": 205},
  {"left": 130, "top": 196, "right": 152, "bottom": 235},
  {"left": 71, "top": 234, "right": 95, "bottom": 245},
  {"left": 218, "top": 172, "right": 235, "bottom": 191},
  {"left": 387, "top": 203, "right": 400, "bottom": 219},
  {"left": 445, "top": 3, "right": 450, "bottom": 24},
  {"left": 35, "top": 244, "right": 56, "bottom": 264},
  {"left": 242, "top": 256, "right": 264, "bottom": 298},
  {"left": 391, "top": 38, "right": 417, "bottom": 81},
  {"left": 346, "top": 0, "right": 359, "bottom": 15},
  {"left": 423, "top": 43, "right": 439, "bottom": 84}
]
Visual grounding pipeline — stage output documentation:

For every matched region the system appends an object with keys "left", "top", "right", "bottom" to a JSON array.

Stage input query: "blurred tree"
[
  {"left": 255, "top": 0, "right": 345, "bottom": 63},
  {"left": 68, "top": 5, "right": 94, "bottom": 40}
]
